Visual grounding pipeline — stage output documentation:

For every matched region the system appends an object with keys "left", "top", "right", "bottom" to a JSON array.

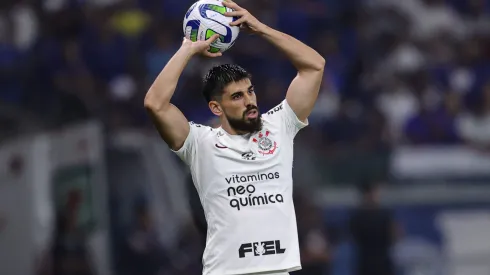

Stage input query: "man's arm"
[
  {"left": 260, "top": 27, "right": 325, "bottom": 122},
  {"left": 224, "top": 0, "right": 325, "bottom": 122},
  {"left": 144, "top": 35, "right": 220, "bottom": 151}
]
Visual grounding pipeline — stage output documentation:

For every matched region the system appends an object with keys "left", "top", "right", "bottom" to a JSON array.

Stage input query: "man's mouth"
[{"left": 246, "top": 109, "right": 258, "bottom": 119}]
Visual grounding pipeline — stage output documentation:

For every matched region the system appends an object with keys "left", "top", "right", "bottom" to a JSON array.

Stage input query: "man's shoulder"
[
  {"left": 261, "top": 101, "right": 288, "bottom": 129},
  {"left": 189, "top": 121, "right": 214, "bottom": 131},
  {"left": 264, "top": 100, "right": 287, "bottom": 117},
  {"left": 189, "top": 121, "right": 219, "bottom": 143}
]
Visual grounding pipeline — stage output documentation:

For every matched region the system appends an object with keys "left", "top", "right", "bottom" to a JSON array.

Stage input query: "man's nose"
[{"left": 244, "top": 94, "right": 255, "bottom": 106}]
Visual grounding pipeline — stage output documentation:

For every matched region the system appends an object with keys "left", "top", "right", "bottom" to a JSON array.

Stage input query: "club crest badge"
[{"left": 253, "top": 130, "right": 278, "bottom": 155}]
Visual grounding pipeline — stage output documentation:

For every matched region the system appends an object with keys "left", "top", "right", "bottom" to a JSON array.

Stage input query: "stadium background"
[{"left": 1, "top": 0, "right": 490, "bottom": 274}]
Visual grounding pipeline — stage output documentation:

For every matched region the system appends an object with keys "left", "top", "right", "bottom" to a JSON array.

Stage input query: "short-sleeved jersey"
[{"left": 173, "top": 99, "right": 307, "bottom": 275}]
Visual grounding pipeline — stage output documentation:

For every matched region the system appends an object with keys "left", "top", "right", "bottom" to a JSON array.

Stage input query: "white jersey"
[{"left": 173, "top": 99, "right": 307, "bottom": 275}]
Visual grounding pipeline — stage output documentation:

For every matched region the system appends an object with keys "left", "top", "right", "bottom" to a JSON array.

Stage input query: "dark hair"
[{"left": 202, "top": 64, "right": 251, "bottom": 102}]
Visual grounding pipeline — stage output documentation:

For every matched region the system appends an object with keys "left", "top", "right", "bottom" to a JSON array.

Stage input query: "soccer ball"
[{"left": 183, "top": 0, "right": 240, "bottom": 53}]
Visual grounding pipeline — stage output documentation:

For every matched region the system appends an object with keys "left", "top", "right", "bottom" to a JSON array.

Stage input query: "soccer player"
[{"left": 144, "top": 0, "right": 325, "bottom": 274}]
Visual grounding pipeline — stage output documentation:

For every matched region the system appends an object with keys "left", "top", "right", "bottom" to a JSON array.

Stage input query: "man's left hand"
[{"left": 223, "top": 0, "right": 267, "bottom": 34}]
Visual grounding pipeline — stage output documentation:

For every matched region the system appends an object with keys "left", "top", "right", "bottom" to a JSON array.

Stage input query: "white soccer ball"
[{"left": 183, "top": 0, "right": 240, "bottom": 53}]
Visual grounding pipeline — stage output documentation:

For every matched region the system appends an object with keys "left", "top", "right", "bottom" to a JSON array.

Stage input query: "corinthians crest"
[{"left": 253, "top": 130, "right": 278, "bottom": 155}]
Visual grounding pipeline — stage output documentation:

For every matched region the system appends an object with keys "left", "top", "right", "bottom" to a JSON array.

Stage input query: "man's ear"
[{"left": 209, "top": 100, "right": 222, "bottom": 116}]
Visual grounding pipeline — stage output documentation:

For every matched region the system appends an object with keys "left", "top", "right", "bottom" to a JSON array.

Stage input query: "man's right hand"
[{"left": 183, "top": 34, "right": 222, "bottom": 58}]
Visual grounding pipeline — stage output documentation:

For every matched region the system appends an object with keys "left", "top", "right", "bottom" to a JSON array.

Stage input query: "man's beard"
[{"left": 226, "top": 106, "right": 263, "bottom": 134}]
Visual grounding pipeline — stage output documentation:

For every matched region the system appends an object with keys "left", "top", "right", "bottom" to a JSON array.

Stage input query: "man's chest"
[
  {"left": 208, "top": 128, "right": 288, "bottom": 164},
  {"left": 194, "top": 128, "right": 293, "bottom": 196}
]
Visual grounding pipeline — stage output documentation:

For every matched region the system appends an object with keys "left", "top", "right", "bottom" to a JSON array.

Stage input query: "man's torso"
[{"left": 174, "top": 100, "right": 307, "bottom": 274}]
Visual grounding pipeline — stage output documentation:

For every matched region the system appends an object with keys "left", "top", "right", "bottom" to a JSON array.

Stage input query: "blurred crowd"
[
  {"left": 1, "top": 0, "right": 490, "bottom": 149},
  {"left": 40, "top": 178, "right": 404, "bottom": 275},
  {"left": 2, "top": 0, "right": 490, "bottom": 275}
]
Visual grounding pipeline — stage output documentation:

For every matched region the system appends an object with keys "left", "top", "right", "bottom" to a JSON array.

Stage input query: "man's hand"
[
  {"left": 182, "top": 34, "right": 222, "bottom": 57},
  {"left": 223, "top": 0, "right": 267, "bottom": 34}
]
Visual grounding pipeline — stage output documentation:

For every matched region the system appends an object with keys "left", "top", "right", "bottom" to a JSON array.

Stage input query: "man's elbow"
[
  {"left": 299, "top": 57, "right": 325, "bottom": 75},
  {"left": 312, "top": 57, "right": 326, "bottom": 71},
  {"left": 144, "top": 88, "right": 155, "bottom": 109},
  {"left": 144, "top": 98, "right": 159, "bottom": 114},
  {"left": 302, "top": 56, "right": 325, "bottom": 72},
  {"left": 144, "top": 88, "right": 168, "bottom": 113},
  {"left": 144, "top": 95, "right": 153, "bottom": 110}
]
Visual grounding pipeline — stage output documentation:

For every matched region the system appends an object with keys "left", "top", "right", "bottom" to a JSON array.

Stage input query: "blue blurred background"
[{"left": 1, "top": 0, "right": 490, "bottom": 275}]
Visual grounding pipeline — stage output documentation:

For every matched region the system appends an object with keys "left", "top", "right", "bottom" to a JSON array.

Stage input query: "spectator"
[
  {"left": 349, "top": 181, "right": 400, "bottom": 275},
  {"left": 376, "top": 78, "right": 419, "bottom": 142},
  {"left": 456, "top": 82, "right": 490, "bottom": 150},
  {"left": 403, "top": 92, "right": 461, "bottom": 145},
  {"left": 51, "top": 190, "right": 94, "bottom": 275},
  {"left": 294, "top": 192, "right": 331, "bottom": 275},
  {"left": 322, "top": 100, "right": 365, "bottom": 148},
  {"left": 122, "top": 202, "right": 171, "bottom": 275},
  {"left": 0, "top": 16, "right": 25, "bottom": 104}
]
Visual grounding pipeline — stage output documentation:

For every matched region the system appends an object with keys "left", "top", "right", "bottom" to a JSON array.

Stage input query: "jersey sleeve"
[
  {"left": 171, "top": 121, "right": 208, "bottom": 166},
  {"left": 265, "top": 99, "right": 309, "bottom": 139}
]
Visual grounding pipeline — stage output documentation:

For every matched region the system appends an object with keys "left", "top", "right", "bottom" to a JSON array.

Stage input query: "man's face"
[{"left": 217, "top": 78, "right": 262, "bottom": 133}]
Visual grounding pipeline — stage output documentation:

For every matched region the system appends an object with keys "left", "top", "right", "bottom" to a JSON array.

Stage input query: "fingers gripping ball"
[{"left": 183, "top": 0, "right": 240, "bottom": 53}]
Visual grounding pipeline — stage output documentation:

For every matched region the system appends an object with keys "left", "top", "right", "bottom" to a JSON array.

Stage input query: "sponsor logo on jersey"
[
  {"left": 266, "top": 104, "right": 283, "bottom": 115},
  {"left": 253, "top": 130, "right": 277, "bottom": 155},
  {"left": 215, "top": 143, "right": 228, "bottom": 149},
  {"left": 241, "top": 152, "right": 256, "bottom": 160},
  {"left": 239, "top": 240, "right": 286, "bottom": 258},
  {"left": 225, "top": 172, "right": 280, "bottom": 184},
  {"left": 225, "top": 172, "right": 284, "bottom": 211},
  {"left": 190, "top": 121, "right": 202, "bottom": 127}
]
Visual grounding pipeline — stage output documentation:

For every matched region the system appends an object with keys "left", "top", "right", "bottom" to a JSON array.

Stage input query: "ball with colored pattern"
[{"left": 183, "top": 0, "right": 240, "bottom": 53}]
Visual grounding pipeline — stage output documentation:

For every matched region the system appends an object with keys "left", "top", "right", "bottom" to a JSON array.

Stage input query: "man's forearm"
[
  {"left": 145, "top": 45, "right": 194, "bottom": 110},
  {"left": 259, "top": 25, "right": 325, "bottom": 72}
]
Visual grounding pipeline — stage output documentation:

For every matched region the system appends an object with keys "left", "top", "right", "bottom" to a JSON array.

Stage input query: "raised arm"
[
  {"left": 144, "top": 35, "right": 220, "bottom": 150},
  {"left": 260, "top": 28, "right": 325, "bottom": 122},
  {"left": 223, "top": 0, "right": 325, "bottom": 122}
]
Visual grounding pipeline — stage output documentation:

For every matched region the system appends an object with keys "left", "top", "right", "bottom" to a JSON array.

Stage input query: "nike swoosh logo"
[{"left": 215, "top": 144, "right": 228, "bottom": 149}]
